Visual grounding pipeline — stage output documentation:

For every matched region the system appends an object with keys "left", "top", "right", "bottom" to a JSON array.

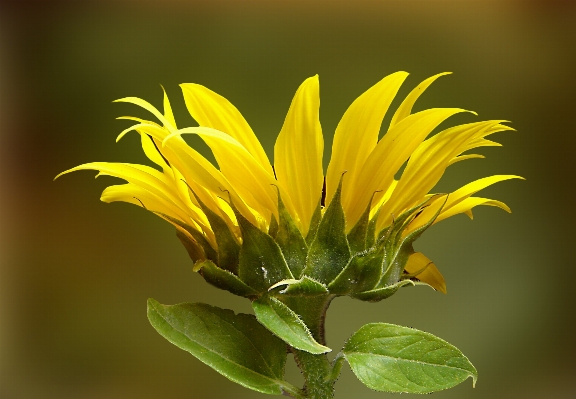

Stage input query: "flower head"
[{"left": 57, "top": 72, "right": 522, "bottom": 300}]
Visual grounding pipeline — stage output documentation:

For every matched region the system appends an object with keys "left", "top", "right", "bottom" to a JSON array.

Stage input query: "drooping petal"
[
  {"left": 180, "top": 83, "right": 273, "bottom": 176},
  {"left": 344, "top": 108, "right": 469, "bottom": 231},
  {"left": 404, "top": 252, "right": 446, "bottom": 294},
  {"left": 326, "top": 72, "right": 408, "bottom": 205},
  {"left": 274, "top": 75, "right": 324, "bottom": 235}
]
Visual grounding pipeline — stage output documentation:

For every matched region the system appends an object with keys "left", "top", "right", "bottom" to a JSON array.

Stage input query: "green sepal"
[
  {"left": 302, "top": 177, "right": 351, "bottom": 284},
  {"left": 327, "top": 244, "right": 385, "bottom": 295},
  {"left": 274, "top": 189, "right": 308, "bottom": 278},
  {"left": 268, "top": 214, "right": 279, "bottom": 239},
  {"left": 376, "top": 195, "right": 440, "bottom": 243},
  {"left": 347, "top": 193, "right": 377, "bottom": 254},
  {"left": 252, "top": 295, "right": 331, "bottom": 354},
  {"left": 379, "top": 195, "right": 447, "bottom": 287},
  {"left": 305, "top": 200, "right": 322, "bottom": 245},
  {"left": 154, "top": 211, "right": 217, "bottom": 262},
  {"left": 196, "top": 260, "right": 259, "bottom": 298},
  {"left": 232, "top": 203, "right": 294, "bottom": 293},
  {"left": 351, "top": 279, "right": 415, "bottom": 302},
  {"left": 176, "top": 230, "right": 205, "bottom": 263},
  {"left": 147, "top": 299, "right": 290, "bottom": 395},
  {"left": 343, "top": 323, "right": 477, "bottom": 393},
  {"left": 188, "top": 189, "right": 240, "bottom": 274},
  {"left": 269, "top": 276, "right": 328, "bottom": 296},
  {"left": 365, "top": 207, "right": 381, "bottom": 249}
]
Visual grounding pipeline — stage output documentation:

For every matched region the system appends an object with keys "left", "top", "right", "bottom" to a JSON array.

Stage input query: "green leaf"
[
  {"left": 147, "top": 299, "right": 289, "bottom": 395},
  {"left": 234, "top": 205, "right": 294, "bottom": 293},
  {"left": 343, "top": 323, "right": 477, "bottom": 394},
  {"left": 252, "top": 296, "right": 331, "bottom": 354},
  {"left": 196, "top": 260, "right": 259, "bottom": 298},
  {"left": 188, "top": 189, "right": 240, "bottom": 274},
  {"left": 303, "top": 177, "right": 350, "bottom": 284},
  {"left": 274, "top": 189, "right": 308, "bottom": 278},
  {"left": 269, "top": 276, "right": 328, "bottom": 296},
  {"left": 327, "top": 245, "right": 385, "bottom": 295},
  {"left": 351, "top": 279, "right": 415, "bottom": 302}
]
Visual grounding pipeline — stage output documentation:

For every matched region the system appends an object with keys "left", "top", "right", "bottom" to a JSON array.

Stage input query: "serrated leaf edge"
[{"left": 253, "top": 296, "right": 331, "bottom": 354}]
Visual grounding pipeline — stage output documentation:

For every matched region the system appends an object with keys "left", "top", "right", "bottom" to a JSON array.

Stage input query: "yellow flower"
[{"left": 56, "top": 72, "right": 522, "bottom": 296}]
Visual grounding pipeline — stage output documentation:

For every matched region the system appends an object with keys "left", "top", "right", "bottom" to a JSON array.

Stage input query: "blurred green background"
[{"left": 1, "top": 0, "right": 574, "bottom": 397}]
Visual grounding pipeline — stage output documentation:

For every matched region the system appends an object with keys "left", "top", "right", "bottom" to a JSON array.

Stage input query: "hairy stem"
[{"left": 281, "top": 295, "right": 339, "bottom": 399}]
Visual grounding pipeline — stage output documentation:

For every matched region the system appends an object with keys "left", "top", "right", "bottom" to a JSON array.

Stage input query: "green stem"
[{"left": 281, "top": 295, "right": 339, "bottom": 399}]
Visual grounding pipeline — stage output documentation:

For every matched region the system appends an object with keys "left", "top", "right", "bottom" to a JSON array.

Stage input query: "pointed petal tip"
[
  {"left": 53, "top": 166, "right": 87, "bottom": 181},
  {"left": 179, "top": 82, "right": 206, "bottom": 91},
  {"left": 303, "top": 74, "right": 320, "bottom": 85}
]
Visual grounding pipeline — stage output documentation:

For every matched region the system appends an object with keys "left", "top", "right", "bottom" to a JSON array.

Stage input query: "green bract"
[{"left": 192, "top": 187, "right": 443, "bottom": 303}]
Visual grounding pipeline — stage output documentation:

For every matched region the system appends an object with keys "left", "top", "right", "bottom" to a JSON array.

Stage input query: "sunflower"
[{"left": 56, "top": 72, "right": 521, "bottom": 300}]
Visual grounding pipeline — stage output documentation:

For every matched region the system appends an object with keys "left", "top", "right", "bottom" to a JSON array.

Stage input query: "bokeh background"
[{"left": 1, "top": 0, "right": 575, "bottom": 398}]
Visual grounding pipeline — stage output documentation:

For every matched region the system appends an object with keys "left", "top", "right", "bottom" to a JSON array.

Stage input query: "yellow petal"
[
  {"left": 377, "top": 120, "right": 501, "bottom": 229},
  {"left": 434, "top": 197, "right": 512, "bottom": 224},
  {"left": 140, "top": 133, "right": 171, "bottom": 171},
  {"left": 369, "top": 179, "right": 398, "bottom": 220},
  {"left": 274, "top": 75, "right": 324, "bottom": 235},
  {"left": 447, "top": 175, "right": 523, "bottom": 209},
  {"left": 345, "top": 107, "right": 469, "bottom": 231},
  {"left": 56, "top": 162, "right": 183, "bottom": 207},
  {"left": 326, "top": 72, "right": 408, "bottom": 206},
  {"left": 463, "top": 138, "right": 502, "bottom": 152},
  {"left": 408, "top": 175, "right": 523, "bottom": 231},
  {"left": 180, "top": 83, "right": 273, "bottom": 175},
  {"left": 165, "top": 126, "right": 292, "bottom": 227},
  {"left": 129, "top": 122, "right": 259, "bottom": 228},
  {"left": 116, "top": 116, "right": 161, "bottom": 127},
  {"left": 388, "top": 72, "right": 451, "bottom": 128},
  {"left": 161, "top": 86, "right": 177, "bottom": 129},
  {"left": 114, "top": 97, "right": 173, "bottom": 130},
  {"left": 405, "top": 252, "right": 446, "bottom": 294},
  {"left": 101, "top": 183, "right": 211, "bottom": 238},
  {"left": 447, "top": 154, "right": 485, "bottom": 166}
]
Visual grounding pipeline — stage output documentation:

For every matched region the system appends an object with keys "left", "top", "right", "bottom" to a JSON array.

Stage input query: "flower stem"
[{"left": 281, "top": 295, "right": 338, "bottom": 399}]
